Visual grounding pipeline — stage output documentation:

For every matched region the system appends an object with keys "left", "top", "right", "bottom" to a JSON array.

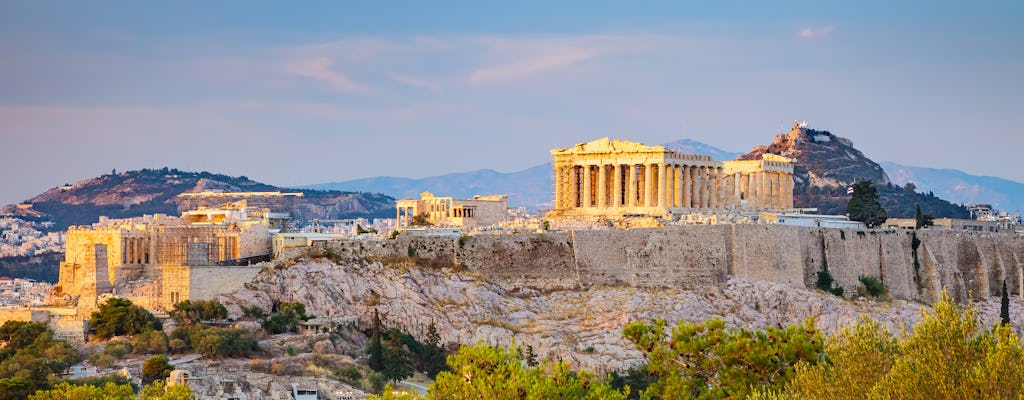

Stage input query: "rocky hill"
[
  {"left": 739, "top": 123, "right": 968, "bottom": 218},
  {"left": 218, "top": 259, "right": 1022, "bottom": 372},
  {"left": 1, "top": 168, "right": 395, "bottom": 230}
]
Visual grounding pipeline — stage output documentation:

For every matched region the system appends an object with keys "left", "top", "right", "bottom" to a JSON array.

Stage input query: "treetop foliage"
[
  {"left": 0, "top": 321, "right": 80, "bottom": 400},
  {"left": 170, "top": 299, "right": 227, "bottom": 326},
  {"left": 90, "top": 298, "right": 161, "bottom": 339},
  {"left": 846, "top": 181, "right": 887, "bottom": 228}
]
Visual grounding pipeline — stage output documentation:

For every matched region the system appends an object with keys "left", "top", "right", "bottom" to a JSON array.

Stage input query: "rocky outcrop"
[{"left": 219, "top": 260, "right": 1024, "bottom": 372}]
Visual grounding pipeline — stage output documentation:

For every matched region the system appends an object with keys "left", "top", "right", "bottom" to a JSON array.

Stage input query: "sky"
[{"left": 1, "top": 1, "right": 1022, "bottom": 205}]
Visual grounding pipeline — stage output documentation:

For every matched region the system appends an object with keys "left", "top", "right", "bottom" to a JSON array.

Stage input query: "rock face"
[{"left": 219, "top": 260, "right": 1024, "bottom": 372}]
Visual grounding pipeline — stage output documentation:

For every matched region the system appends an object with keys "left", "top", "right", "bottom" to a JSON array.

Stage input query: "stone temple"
[{"left": 549, "top": 138, "right": 795, "bottom": 217}]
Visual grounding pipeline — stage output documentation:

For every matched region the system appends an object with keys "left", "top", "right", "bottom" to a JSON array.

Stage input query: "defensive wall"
[{"left": 305, "top": 225, "right": 1024, "bottom": 303}]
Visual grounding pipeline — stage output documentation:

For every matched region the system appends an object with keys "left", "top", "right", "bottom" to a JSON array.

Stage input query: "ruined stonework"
[{"left": 310, "top": 226, "right": 1024, "bottom": 303}]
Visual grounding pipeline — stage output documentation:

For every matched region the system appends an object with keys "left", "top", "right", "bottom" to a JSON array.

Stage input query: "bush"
[
  {"left": 262, "top": 302, "right": 310, "bottom": 334},
  {"left": 170, "top": 299, "right": 228, "bottom": 325},
  {"left": 141, "top": 355, "right": 173, "bottom": 383},
  {"left": 131, "top": 330, "right": 169, "bottom": 355},
  {"left": 0, "top": 321, "right": 80, "bottom": 399},
  {"left": 858, "top": 275, "right": 885, "bottom": 297},
  {"left": 90, "top": 298, "right": 161, "bottom": 339}
]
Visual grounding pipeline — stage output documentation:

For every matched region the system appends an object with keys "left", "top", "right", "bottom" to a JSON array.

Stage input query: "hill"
[
  {"left": 1, "top": 168, "right": 395, "bottom": 230},
  {"left": 881, "top": 161, "right": 1024, "bottom": 213},
  {"left": 738, "top": 123, "right": 968, "bottom": 218}
]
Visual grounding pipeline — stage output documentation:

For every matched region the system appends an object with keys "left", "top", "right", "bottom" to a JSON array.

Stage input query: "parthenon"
[{"left": 550, "top": 138, "right": 794, "bottom": 216}]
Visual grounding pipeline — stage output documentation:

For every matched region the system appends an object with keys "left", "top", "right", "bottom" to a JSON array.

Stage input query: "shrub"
[
  {"left": 858, "top": 275, "right": 885, "bottom": 297},
  {"left": 141, "top": 355, "right": 173, "bottom": 383},
  {"left": 90, "top": 298, "right": 161, "bottom": 339}
]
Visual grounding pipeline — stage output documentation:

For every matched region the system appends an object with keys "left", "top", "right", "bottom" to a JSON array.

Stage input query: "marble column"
[
  {"left": 674, "top": 165, "right": 683, "bottom": 207},
  {"left": 613, "top": 165, "right": 623, "bottom": 207},
  {"left": 597, "top": 164, "right": 607, "bottom": 208},
  {"left": 582, "top": 165, "right": 592, "bottom": 207},
  {"left": 760, "top": 171, "right": 769, "bottom": 209},
  {"left": 733, "top": 172, "right": 742, "bottom": 209},
  {"left": 554, "top": 166, "right": 563, "bottom": 208},
  {"left": 658, "top": 163, "right": 668, "bottom": 208},
  {"left": 682, "top": 165, "right": 691, "bottom": 207},
  {"left": 570, "top": 165, "right": 580, "bottom": 208},
  {"left": 644, "top": 164, "right": 655, "bottom": 207},
  {"left": 711, "top": 168, "right": 721, "bottom": 209},
  {"left": 627, "top": 164, "right": 637, "bottom": 207}
]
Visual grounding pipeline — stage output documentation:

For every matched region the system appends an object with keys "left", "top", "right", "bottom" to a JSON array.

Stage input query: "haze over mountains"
[{"left": 307, "top": 134, "right": 1024, "bottom": 214}]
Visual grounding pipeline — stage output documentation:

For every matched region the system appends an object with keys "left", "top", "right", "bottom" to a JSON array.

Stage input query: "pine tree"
[
  {"left": 382, "top": 332, "right": 414, "bottom": 383},
  {"left": 1001, "top": 280, "right": 1011, "bottom": 326},
  {"left": 368, "top": 309, "right": 384, "bottom": 371},
  {"left": 846, "top": 181, "right": 887, "bottom": 228},
  {"left": 421, "top": 321, "right": 448, "bottom": 378}
]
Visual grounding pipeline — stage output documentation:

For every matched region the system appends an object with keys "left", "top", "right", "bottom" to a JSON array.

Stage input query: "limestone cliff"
[{"left": 219, "top": 259, "right": 1024, "bottom": 372}]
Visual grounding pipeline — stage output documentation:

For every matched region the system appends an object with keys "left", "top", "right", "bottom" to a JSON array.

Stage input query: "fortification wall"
[{"left": 311, "top": 226, "right": 1024, "bottom": 302}]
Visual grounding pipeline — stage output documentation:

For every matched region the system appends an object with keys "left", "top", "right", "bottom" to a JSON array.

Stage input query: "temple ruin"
[{"left": 549, "top": 138, "right": 794, "bottom": 217}]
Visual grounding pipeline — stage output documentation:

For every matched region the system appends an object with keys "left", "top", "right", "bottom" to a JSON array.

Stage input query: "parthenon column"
[
  {"left": 658, "top": 163, "right": 668, "bottom": 208},
  {"left": 749, "top": 173, "right": 759, "bottom": 209},
  {"left": 554, "top": 166, "right": 563, "bottom": 208},
  {"left": 733, "top": 172, "right": 742, "bottom": 209},
  {"left": 711, "top": 168, "right": 721, "bottom": 209},
  {"left": 582, "top": 165, "right": 592, "bottom": 208},
  {"left": 597, "top": 164, "right": 607, "bottom": 208},
  {"left": 627, "top": 165, "right": 637, "bottom": 207},
  {"left": 773, "top": 172, "right": 782, "bottom": 209},
  {"left": 613, "top": 165, "right": 623, "bottom": 207},
  {"left": 644, "top": 164, "right": 655, "bottom": 207},
  {"left": 570, "top": 166, "right": 580, "bottom": 208},
  {"left": 671, "top": 165, "right": 679, "bottom": 207},
  {"left": 692, "top": 167, "right": 701, "bottom": 208},
  {"left": 784, "top": 173, "right": 793, "bottom": 209},
  {"left": 760, "top": 172, "right": 770, "bottom": 209},
  {"left": 682, "top": 166, "right": 692, "bottom": 207}
]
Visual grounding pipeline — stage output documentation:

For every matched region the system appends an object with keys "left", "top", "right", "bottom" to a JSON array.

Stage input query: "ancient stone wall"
[{"left": 315, "top": 226, "right": 1024, "bottom": 302}]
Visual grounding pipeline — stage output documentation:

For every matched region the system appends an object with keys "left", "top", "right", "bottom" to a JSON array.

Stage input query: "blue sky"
[{"left": 1, "top": 1, "right": 1022, "bottom": 205}]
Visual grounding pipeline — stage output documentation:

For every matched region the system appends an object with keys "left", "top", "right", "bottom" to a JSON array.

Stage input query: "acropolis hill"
[{"left": 6, "top": 131, "right": 1023, "bottom": 347}]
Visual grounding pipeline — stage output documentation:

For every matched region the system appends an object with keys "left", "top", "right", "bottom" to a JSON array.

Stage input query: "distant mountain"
[
  {"left": 881, "top": 162, "right": 1024, "bottom": 213},
  {"left": 304, "top": 164, "right": 554, "bottom": 209},
  {"left": 738, "top": 123, "right": 967, "bottom": 218},
  {"left": 303, "top": 140, "right": 742, "bottom": 209},
  {"left": 662, "top": 139, "right": 742, "bottom": 161},
  {"left": 1, "top": 168, "right": 395, "bottom": 230}
]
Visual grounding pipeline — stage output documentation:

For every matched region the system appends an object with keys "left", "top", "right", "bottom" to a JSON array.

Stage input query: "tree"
[
  {"left": 0, "top": 321, "right": 80, "bottom": 400},
  {"left": 382, "top": 332, "right": 414, "bottom": 383},
  {"left": 914, "top": 205, "right": 934, "bottom": 229},
  {"left": 1002, "top": 280, "right": 1011, "bottom": 326},
  {"left": 623, "top": 317, "right": 824, "bottom": 399},
  {"left": 261, "top": 301, "right": 310, "bottom": 334},
  {"left": 142, "top": 355, "right": 173, "bottom": 383},
  {"left": 408, "top": 344, "right": 627, "bottom": 400},
  {"left": 171, "top": 300, "right": 227, "bottom": 326},
  {"left": 90, "top": 298, "right": 161, "bottom": 339},
  {"left": 27, "top": 382, "right": 134, "bottom": 400},
  {"left": 419, "top": 321, "right": 448, "bottom": 379},
  {"left": 368, "top": 309, "right": 384, "bottom": 371},
  {"left": 765, "top": 293, "right": 1024, "bottom": 399},
  {"left": 846, "top": 181, "right": 887, "bottom": 228}
]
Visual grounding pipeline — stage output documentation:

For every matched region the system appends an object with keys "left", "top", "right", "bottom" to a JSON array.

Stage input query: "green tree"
[
  {"left": 378, "top": 343, "right": 627, "bottom": 400},
  {"left": 139, "top": 380, "right": 195, "bottom": 400},
  {"left": 1001, "top": 280, "right": 1011, "bottom": 326},
  {"left": 846, "top": 181, "right": 887, "bottom": 228},
  {"left": 131, "top": 330, "right": 170, "bottom": 354},
  {"left": 368, "top": 309, "right": 384, "bottom": 371},
  {"left": 90, "top": 298, "right": 161, "bottom": 339},
  {"left": 914, "top": 204, "right": 934, "bottom": 229},
  {"left": 170, "top": 300, "right": 227, "bottom": 326},
  {"left": 382, "top": 332, "right": 413, "bottom": 383},
  {"left": 418, "top": 322, "right": 447, "bottom": 379},
  {"left": 0, "top": 321, "right": 80, "bottom": 400},
  {"left": 769, "top": 293, "right": 1024, "bottom": 399},
  {"left": 623, "top": 317, "right": 824, "bottom": 399},
  {"left": 28, "top": 381, "right": 134, "bottom": 400},
  {"left": 141, "top": 355, "right": 173, "bottom": 383},
  {"left": 261, "top": 301, "right": 310, "bottom": 334}
]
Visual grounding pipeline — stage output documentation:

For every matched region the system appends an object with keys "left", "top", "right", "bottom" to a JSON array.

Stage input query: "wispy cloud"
[
  {"left": 799, "top": 26, "right": 836, "bottom": 39},
  {"left": 387, "top": 72, "right": 443, "bottom": 95},
  {"left": 284, "top": 57, "right": 374, "bottom": 95},
  {"left": 470, "top": 47, "right": 596, "bottom": 84}
]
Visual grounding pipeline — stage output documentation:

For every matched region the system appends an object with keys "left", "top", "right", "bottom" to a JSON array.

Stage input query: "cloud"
[
  {"left": 799, "top": 26, "right": 836, "bottom": 39},
  {"left": 387, "top": 72, "right": 443, "bottom": 95},
  {"left": 470, "top": 47, "right": 596, "bottom": 84},
  {"left": 284, "top": 57, "right": 374, "bottom": 95}
]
